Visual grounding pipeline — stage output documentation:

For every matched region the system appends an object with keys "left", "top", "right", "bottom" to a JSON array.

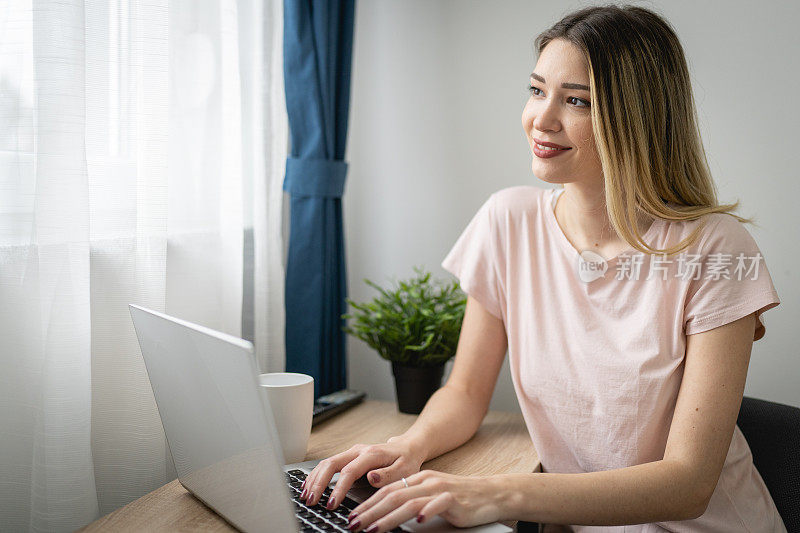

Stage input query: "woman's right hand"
[{"left": 300, "top": 435, "right": 426, "bottom": 511}]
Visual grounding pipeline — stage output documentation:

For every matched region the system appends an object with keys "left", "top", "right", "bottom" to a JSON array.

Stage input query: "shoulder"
[
  {"left": 487, "top": 185, "right": 548, "bottom": 216},
  {"left": 693, "top": 212, "right": 759, "bottom": 254},
  {"left": 660, "top": 209, "right": 758, "bottom": 255}
]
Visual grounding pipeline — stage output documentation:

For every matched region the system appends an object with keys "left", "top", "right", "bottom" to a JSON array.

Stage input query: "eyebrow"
[{"left": 530, "top": 72, "right": 589, "bottom": 91}]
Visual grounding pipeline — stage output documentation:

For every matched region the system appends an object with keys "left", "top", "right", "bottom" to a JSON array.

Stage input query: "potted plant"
[{"left": 342, "top": 266, "right": 466, "bottom": 414}]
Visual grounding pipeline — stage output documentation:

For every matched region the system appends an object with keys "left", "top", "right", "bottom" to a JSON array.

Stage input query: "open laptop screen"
[{"left": 129, "top": 304, "right": 295, "bottom": 532}]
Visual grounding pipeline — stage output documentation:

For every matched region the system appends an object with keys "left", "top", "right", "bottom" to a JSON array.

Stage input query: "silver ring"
[{"left": 401, "top": 477, "right": 409, "bottom": 488}]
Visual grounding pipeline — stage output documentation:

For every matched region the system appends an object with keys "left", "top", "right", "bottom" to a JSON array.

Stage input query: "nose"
[{"left": 531, "top": 96, "right": 562, "bottom": 134}]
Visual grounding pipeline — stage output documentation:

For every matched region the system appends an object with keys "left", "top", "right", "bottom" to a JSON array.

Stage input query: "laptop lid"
[{"left": 129, "top": 304, "right": 296, "bottom": 533}]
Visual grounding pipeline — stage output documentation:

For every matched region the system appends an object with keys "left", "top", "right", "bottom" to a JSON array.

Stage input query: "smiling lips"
[{"left": 532, "top": 138, "right": 572, "bottom": 159}]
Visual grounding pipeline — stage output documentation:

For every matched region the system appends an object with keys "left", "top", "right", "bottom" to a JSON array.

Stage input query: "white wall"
[{"left": 343, "top": 0, "right": 800, "bottom": 412}]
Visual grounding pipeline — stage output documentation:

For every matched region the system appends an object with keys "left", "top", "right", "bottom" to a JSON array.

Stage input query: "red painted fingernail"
[
  {"left": 308, "top": 492, "right": 314, "bottom": 504},
  {"left": 348, "top": 511, "right": 358, "bottom": 521},
  {"left": 301, "top": 480, "right": 306, "bottom": 489},
  {"left": 300, "top": 489, "right": 307, "bottom": 499},
  {"left": 365, "top": 525, "right": 378, "bottom": 533},
  {"left": 347, "top": 519, "right": 360, "bottom": 531},
  {"left": 326, "top": 496, "right": 336, "bottom": 509},
  {"left": 417, "top": 514, "right": 425, "bottom": 523},
  {"left": 370, "top": 472, "right": 380, "bottom": 483}
]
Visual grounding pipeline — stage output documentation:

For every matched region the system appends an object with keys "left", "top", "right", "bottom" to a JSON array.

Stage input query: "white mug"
[{"left": 258, "top": 372, "right": 314, "bottom": 464}]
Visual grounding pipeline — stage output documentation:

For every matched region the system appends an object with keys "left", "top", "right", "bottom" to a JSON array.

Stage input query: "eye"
[
  {"left": 527, "top": 84, "right": 590, "bottom": 109},
  {"left": 567, "top": 96, "right": 590, "bottom": 108}
]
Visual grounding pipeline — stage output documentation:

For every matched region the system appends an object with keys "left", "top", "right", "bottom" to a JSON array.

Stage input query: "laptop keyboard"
[{"left": 285, "top": 469, "right": 404, "bottom": 532}]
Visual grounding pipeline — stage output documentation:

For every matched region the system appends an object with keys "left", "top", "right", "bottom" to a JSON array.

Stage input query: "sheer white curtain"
[{"left": 0, "top": 0, "right": 287, "bottom": 530}]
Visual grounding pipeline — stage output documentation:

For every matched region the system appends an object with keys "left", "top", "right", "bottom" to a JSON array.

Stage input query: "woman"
[{"left": 300, "top": 5, "right": 785, "bottom": 531}]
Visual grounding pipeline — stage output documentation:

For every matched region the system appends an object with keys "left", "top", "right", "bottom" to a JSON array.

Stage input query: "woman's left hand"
[{"left": 345, "top": 470, "right": 506, "bottom": 532}]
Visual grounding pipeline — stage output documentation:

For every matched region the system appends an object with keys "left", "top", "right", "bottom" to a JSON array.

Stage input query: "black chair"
[
  {"left": 516, "top": 396, "right": 799, "bottom": 532},
  {"left": 736, "top": 396, "right": 800, "bottom": 532}
]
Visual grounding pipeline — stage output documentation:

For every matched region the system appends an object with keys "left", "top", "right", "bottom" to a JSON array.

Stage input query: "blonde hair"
[{"left": 534, "top": 4, "right": 754, "bottom": 257}]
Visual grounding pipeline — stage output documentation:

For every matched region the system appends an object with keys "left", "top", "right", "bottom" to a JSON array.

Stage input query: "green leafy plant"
[{"left": 341, "top": 265, "right": 466, "bottom": 368}]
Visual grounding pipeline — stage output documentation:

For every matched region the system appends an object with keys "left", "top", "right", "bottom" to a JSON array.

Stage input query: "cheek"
[
  {"left": 570, "top": 120, "right": 596, "bottom": 151},
  {"left": 570, "top": 120, "right": 602, "bottom": 168},
  {"left": 521, "top": 100, "right": 534, "bottom": 129}
]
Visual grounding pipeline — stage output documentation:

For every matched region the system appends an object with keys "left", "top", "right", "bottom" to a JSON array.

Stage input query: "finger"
[
  {"left": 302, "top": 462, "right": 334, "bottom": 505},
  {"left": 417, "top": 491, "right": 455, "bottom": 525},
  {"left": 325, "top": 448, "right": 394, "bottom": 509},
  {"left": 348, "top": 477, "right": 426, "bottom": 526},
  {"left": 305, "top": 458, "right": 348, "bottom": 506},
  {"left": 303, "top": 447, "right": 364, "bottom": 504},
  {"left": 365, "top": 456, "right": 413, "bottom": 488},
  {"left": 355, "top": 496, "right": 433, "bottom": 533},
  {"left": 348, "top": 476, "right": 405, "bottom": 520},
  {"left": 301, "top": 464, "right": 317, "bottom": 492},
  {"left": 312, "top": 445, "right": 390, "bottom": 507}
]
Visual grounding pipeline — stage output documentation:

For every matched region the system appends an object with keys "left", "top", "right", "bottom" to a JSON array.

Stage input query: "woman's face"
[{"left": 521, "top": 38, "right": 602, "bottom": 187}]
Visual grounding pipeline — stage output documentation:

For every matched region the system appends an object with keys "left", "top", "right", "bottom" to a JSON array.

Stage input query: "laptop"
[{"left": 129, "top": 304, "right": 513, "bottom": 533}]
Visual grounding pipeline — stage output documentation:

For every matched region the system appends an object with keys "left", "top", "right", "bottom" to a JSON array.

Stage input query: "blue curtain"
[{"left": 283, "top": 0, "right": 355, "bottom": 399}]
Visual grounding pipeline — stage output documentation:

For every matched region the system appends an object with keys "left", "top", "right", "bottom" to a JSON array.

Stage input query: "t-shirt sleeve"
[
  {"left": 683, "top": 214, "right": 780, "bottom": 341},
  {"left": 441, "top": 193, "right": 505, "bottom": 320}
]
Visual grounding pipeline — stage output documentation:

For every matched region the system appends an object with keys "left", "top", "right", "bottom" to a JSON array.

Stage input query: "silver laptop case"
[{"left": 129, "top": 304, "right": 296, "bottom": 532}]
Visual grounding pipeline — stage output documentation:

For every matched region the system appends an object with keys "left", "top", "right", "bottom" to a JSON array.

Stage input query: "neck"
[
  {"left": 556, "top": 184, "right": 613, "bottom": 246},
  {"left": 556, "top": 184, "right": 651, "bottom": 246}
]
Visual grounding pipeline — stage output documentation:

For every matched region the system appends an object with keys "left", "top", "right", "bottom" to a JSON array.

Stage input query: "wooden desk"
[{"left": 79, "top": 400, "right": 540, "bottom": 532}]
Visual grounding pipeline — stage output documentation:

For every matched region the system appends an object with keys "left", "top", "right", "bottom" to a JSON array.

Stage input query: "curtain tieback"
[{"left": 283, "top": 157, "right": 348, "bottom": 198}]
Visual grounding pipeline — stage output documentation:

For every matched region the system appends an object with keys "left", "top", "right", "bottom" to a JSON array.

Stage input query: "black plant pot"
[{"left": 391, "top": 362, "right": 445, "bottom": 414}]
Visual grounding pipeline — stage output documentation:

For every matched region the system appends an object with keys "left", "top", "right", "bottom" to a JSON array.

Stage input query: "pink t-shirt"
[{"left": 441, "top": 186, "right": 785, "bottom": 532}]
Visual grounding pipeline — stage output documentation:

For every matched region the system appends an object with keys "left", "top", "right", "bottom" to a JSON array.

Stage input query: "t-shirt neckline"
[{"left": 545, "top": 187, "right": 662, "bottom": 264}]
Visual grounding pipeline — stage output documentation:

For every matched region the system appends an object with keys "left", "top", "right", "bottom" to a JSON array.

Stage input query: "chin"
[{"left": 531, "top": 161, "right": 569, "bottom": 186}]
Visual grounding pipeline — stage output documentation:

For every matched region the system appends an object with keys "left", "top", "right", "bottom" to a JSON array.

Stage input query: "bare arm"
[
  {"left": 492, "top": 312, "right": 756, "bottom": 525},
  {"left": 307, "top": 295, "right": 508, "bottom": 509},
  {"left": 393, "top": 294, "right": 509, "bottom": 463}
]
